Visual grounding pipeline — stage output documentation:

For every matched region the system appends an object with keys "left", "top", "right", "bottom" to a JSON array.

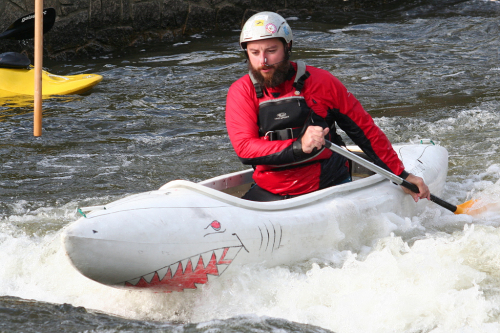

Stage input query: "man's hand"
[
  {"left": 402, "top": 173, "right": 430, "bottom": 202},
  {"left": 301, "top": 126, "right": 329, "bottom": 154}
]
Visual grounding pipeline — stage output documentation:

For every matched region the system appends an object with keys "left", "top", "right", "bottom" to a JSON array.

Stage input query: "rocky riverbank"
[{"left": 0, "top": 0, "right": 465, "bottom": 61}]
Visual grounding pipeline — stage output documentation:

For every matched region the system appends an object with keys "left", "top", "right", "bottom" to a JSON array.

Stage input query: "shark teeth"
[
  {"left": 180, "top": 258, "right": 191, "bottom": 274},
  {"left": 126, "top": 277, "right": 141, "bottom": 285},
  {"left": 142, "top": 272, "right": 156, "bottom": 283},
  {"left": 124, "top": 246, "right": 242, "bottom": 292},
  {"left": 222, "top": 247, "right": 240, "bottom": 261},
  {"left": 156, "top": 266, "right": 170, "bottom": 281},
  {"left": 201, "top": 251, "right": 213, "bottom": 268}
]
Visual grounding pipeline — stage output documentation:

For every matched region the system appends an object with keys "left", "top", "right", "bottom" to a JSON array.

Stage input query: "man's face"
[{"left": 246, "top": 38, "right": 289, "bottom": 88}]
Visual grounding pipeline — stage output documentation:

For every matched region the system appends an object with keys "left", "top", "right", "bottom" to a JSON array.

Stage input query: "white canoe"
[{"left": 62, "top": 142, "right": 448, "bottom": 293}]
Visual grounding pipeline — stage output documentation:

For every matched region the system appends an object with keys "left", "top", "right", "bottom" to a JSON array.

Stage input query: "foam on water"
[
  {"left": 2, "top": 96, "right": 500, "bottom": 332},
  {"left": 2, "top": 177, "right": 500, "bottom": 333},
  {"left": 191, "top": 226, "right": 497, "bottom": 333},
  {"left": 3, "top": 99, "right": 500, "bottom": 332},
  {"left": 2, "top": 217, "right": 500, "bottom": 333}
]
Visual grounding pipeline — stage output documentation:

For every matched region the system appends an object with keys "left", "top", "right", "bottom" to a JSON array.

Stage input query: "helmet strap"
[{"left": 284, "top": 40, "right": 292, "bottom": 60}]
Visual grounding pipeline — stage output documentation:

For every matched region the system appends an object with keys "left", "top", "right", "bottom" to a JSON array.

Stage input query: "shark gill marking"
[
  {"left": 270, "top": 221, "right": 283, "bottom": 252},
  {"left": 258, "top": 226, "right": 264, "bottom": 250},
  {"left": 278, "top": 224, "right": 282, "bottom": 248},
  {"left": 272, "top": 221, "right": 276, "bottom": 252},
  {"left": 258, "top": 221, "right": 282, "bottom": 252},
  {"left": 265, "top": 226, "right": 270, "bottom": 251}
]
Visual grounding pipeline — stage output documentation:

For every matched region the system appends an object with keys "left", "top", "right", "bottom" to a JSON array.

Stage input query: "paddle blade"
[
  {"left": 454, "top": 199, "right": 483, "bottom": 215},
  {"left": 0, "top": 8, "right": 56, "bottom": 40}
]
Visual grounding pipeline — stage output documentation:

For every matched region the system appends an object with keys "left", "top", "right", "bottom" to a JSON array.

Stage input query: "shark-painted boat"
[{"left": 62, "top": 142, "right": 448, "bottom": 293}]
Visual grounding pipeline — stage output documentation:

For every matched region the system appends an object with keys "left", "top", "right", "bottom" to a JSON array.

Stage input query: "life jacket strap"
[
  {"left": 248, "top": 70, "right": 264, "bottom": 98},
  {"left": 292, "top": 61, "right": 310, "bottom": 95},
  {"left": 264, "top": 127, "right": 303, "bottom": 141}
]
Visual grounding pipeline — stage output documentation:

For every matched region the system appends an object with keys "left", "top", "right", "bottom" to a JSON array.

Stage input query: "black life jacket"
[{"left": 249, "top": 61, "right": 345, "bottom": 147}]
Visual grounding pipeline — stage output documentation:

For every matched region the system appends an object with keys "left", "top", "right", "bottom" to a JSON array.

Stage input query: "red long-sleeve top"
[{"left": 226, "top": 62, "right": 406, "bottom": 196}]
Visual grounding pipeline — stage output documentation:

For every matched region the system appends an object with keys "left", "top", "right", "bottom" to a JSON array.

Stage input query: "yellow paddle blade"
[{"left": 454, "top": 199, "right": 484, "bottom": 215}]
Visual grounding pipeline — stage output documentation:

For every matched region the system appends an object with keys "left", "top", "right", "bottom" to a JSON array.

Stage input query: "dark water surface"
[{"left": 1, "top": 1, "right": 500, "bottom": 332}]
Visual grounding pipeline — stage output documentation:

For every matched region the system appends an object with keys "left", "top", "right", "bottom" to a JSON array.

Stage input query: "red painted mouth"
[{"left": 124, "top": 246, "right": 241, "bottom": 293}]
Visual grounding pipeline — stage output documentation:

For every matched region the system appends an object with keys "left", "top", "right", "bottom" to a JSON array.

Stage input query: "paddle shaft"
[{"left": 324, "top": 140, "right": 458, "bottom": 213}]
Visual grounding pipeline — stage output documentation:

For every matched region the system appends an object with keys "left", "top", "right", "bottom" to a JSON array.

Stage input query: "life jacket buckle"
[{"left": 265, "top": 128, "right": 294, "bottom": 141}]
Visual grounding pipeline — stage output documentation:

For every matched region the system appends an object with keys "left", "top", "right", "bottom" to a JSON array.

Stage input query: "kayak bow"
[{"left": 0, "top": 66, "right": 102, "bottom": 98}]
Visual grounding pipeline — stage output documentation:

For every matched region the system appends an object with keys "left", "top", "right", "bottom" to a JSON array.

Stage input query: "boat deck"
[{"left": 199, "top": 147, "right": 376, "bottom": 198}]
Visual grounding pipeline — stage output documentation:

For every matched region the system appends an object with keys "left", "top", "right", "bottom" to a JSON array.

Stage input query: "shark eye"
[{"left": 210, "top": 220, "right": 221, "bottom": 231}]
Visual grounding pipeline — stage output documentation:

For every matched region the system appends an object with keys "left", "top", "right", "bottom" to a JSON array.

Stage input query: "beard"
[{"left": 249, "top": 60, "right": 290, "bottom": 88}]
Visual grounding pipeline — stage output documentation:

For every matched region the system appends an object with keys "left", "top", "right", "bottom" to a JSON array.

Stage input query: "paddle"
[
  {"left": 0, "top": 8, "right": 56, "bottom": 40},
  {"left": 324, "top": 140, "right": 476, "bottom": 215}
]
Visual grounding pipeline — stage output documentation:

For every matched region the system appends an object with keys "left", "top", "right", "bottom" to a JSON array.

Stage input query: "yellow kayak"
[{"left": 0, "top": 66, "right": 102, "bottom": 98}]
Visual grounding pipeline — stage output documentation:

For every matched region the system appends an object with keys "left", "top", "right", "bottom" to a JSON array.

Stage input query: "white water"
[
  {"left": 3, "top": 121, "right": 500, "bottom": 332},
  {"left": 2, "top": 204, "right": 500, "bottom": 333},
  {"left": 3, "top": 94, "right": 500, "bottom": 333}
]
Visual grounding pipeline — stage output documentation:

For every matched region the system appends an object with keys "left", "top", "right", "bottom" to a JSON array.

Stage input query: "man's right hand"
[{"left": 301, "top": 126, "right": 329, "bottom": 154}]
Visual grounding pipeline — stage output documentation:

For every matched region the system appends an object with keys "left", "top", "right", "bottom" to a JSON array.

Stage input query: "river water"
[{"left": 1, "top": 1, "right": 500, "bottom": 332}]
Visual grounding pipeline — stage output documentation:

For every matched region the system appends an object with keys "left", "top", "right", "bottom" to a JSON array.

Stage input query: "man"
[{"left": 225, "top": 11, "right": 430, "bottom": 202}]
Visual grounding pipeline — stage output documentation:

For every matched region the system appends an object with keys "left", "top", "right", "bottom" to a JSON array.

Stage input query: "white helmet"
[{"left": 240, "top": 12, "right": 293, "bottom": 50}]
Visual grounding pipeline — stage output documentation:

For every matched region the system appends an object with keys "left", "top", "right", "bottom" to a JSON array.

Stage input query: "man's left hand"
[{"left": 401, "top": 173, "right": 430, "bottom": 202}]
